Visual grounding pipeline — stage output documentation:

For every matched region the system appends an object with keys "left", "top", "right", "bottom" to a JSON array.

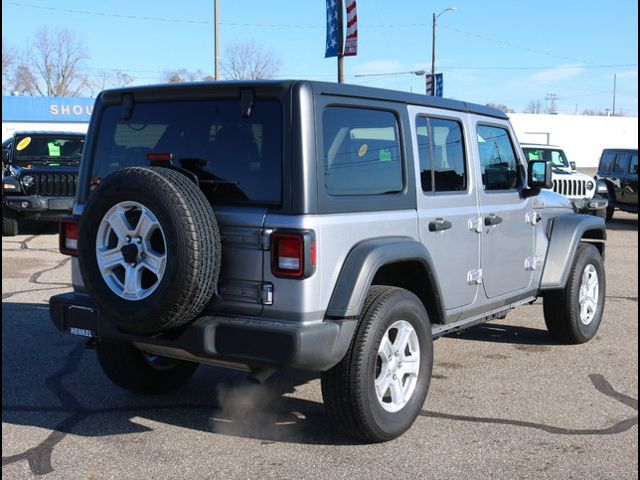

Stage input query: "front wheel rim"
[
  {"left": 96, "top": 201, "right": 167, "bottom": 301},
  {"left": 374, "top": 320, "right": 421, "bottom": 413},
  {"left": 578, "top": 264, "right": 599, "bottom": 325}
]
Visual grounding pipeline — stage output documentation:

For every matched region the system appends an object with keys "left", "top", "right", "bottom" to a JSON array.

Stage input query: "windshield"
[
  {"left": 523, "top": 147, "right": 570, "bottom": 168},
  {"left": 12, "top": 135, "right": 84, "bottom": 165},
  {"left": 91, "top": 99, "right": 283, "bottom": 205}
]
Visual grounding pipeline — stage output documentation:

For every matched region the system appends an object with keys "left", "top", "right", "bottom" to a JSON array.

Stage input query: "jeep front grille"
[
  {"left": 31, "top": 173, "right": 78, "bottom": 197},
  {"left": 552, "top": 178, "right": 587, "bottom": 198}
]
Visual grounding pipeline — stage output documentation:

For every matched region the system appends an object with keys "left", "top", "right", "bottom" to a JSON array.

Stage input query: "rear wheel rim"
[
  {"left": 578, "top": 264, "right": 599, "bottom": 325},
  {"left": 374, "top": 320, "right": 420, "bottom": 413},
  {"left": 96, "top": 201, "right": 167, "bottom": 301}
]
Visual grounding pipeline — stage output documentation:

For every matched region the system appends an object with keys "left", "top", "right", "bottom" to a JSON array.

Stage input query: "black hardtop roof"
[
  {"left": 602, "top": 148, "right": 638, "bottom": 153},
  {"left": 11, "top": 131, "right": 86, "bottom": 137},
  {"left": 99, "top": 79, "right": 508, "bottom": 120}
]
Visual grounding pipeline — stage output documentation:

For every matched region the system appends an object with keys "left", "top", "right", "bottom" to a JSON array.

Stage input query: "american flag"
[
  {"left": 343, "top": 0, "right": 358, "bottom": 56},
  {"left": 425, "top": 73, "right": 443, "bottom": 97},
  {"left": 325, "top": 0, "right": 339, "bottom": 58}
]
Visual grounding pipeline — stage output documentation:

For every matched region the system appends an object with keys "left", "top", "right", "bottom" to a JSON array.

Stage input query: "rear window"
[
  {"left": 322, "top": 107, "right": 403, "bottom": 196},
  {"left": 91, "top": 99, "right": 282, "bottom": 205}
]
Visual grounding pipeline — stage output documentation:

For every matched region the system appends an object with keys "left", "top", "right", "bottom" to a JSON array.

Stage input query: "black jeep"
[{"left": 2, "top": 131, "right": 85, "bottom": 236}]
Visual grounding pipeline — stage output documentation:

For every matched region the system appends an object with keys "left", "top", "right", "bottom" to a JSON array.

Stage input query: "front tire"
[
  {"left": 2, "top": 206, "right": 19, "bottom": 236},
  {"left": 605, "top": 206, "right": 615, "bottom": 222},
  {"left": 97, "top": 341, "right": 199, "bottom": 394},
  {"left": 321, "top": 286, "right": 433, "bottom": 442},
  {"left": 543, "top": 243, "right": 606, "bottom": 344}
]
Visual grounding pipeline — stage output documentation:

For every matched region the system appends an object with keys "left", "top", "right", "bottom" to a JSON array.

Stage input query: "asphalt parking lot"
[{"left": 2, "top": 213, "right": 638, "bottom": 480}]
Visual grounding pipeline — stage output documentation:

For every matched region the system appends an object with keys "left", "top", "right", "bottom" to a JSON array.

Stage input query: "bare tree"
[
  {"left": 524, "top": 99, "right": 543, "bottom": 114},
  {"left": 485, "top": 103, "right": 514, "bottom": 113},
  {"left": 221, "top": 41, "right": 282, "bottom": 80},
  {"left": 90, "top": 69, "right": 135, "bottom": 94},
  {"left": 20, "top": 27, "right": 90, "bottom": 96},
  {"left": 162, "top": 68, "right": 209, "bottom": 83},
  {"left": 2, "top": 37, "right": 16, "bottom": 93},
  {"left": 12, "top": 64, "right": 38, "bottom": 96}
]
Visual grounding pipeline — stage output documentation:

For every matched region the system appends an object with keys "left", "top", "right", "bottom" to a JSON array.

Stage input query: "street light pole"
[
  {"left": 214, "top": 0, "right": 219, "bottom": 80},
  {"left": 431, "top": 7, "right": 456, "bottom": 79}
]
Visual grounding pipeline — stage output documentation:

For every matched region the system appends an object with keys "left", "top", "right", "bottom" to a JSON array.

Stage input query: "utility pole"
[
  {"left": 612, "top": 73, "right": 617, "bottom": 116},
  {"left": 214, "top": 0, "right": 219, "bottom": 80},
  {"left": 337, "top": 0, "right": 345, "bottom": 83},
  {"left": 431, "top": 12, "right": 436, "bottom": 77},
  {"left": 545, "top": 93, "right": 559, "bottom": 113}
]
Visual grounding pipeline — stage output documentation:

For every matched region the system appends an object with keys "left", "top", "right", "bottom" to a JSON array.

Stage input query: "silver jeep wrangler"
[{"left": 50, "top": 81, "right": 607, "bottom": 442}]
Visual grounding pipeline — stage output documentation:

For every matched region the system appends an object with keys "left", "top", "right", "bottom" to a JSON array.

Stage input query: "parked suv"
[
  {"left": 595, "top": 148, "right": 638, "bottom": 220},
  {"left": 521, "top": 143, "right": 608, "bottom": 218},
  {"left": 50, "top": 81, "right": 606, "bottom": 442},
  {"left": 2, "top": 131, "right": 84, "bottom": 236}
]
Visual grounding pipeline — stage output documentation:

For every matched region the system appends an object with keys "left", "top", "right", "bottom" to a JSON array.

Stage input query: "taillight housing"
[
  {"left": 270, "top": 230, "right": 316, "bottom": 278},
  {"left": 59, "top": 216, "right": 80, "bottom": 256}
]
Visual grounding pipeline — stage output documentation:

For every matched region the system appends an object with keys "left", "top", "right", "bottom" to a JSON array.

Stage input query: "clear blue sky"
[{"left": 2, "top": 0, "right": 638, "bottom": 115}]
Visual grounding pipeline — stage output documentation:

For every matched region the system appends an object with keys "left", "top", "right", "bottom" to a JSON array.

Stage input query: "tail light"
[
  {"left": 270, "top": 231, "right": 316, "bottom": 278},
  {"left": 60, "top": 217, "right": 79, "bottom": 256}
]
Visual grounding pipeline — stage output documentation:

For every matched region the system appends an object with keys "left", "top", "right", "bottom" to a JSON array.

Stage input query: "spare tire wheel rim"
[
  {"left": 579, "top": 264, "right": 599, "bottom": 325},
  {"left": 375, "top": 320, "right": 421, "bottom": 413},
  {"left": 96, "top": 201, "right": 167, "bottom": 301}
]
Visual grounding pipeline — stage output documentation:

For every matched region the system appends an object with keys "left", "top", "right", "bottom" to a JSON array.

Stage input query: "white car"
[{"left": 521, "top": 143, "right": 608, "bottom": 217}]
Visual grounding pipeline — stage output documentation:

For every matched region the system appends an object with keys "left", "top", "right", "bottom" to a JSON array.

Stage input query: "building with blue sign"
[{"left": 2, "top": 96, "right": 95, "bottom": 141}]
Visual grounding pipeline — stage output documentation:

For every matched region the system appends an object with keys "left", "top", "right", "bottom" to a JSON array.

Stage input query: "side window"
[
  {"left": 613, "top": 153, "right": 629, "bottom": 174},
  {"left": 322, "top": 107, "right": 403, "bottom": 196},
  {"left": 476, "top": 125, "right": 521, "bottom": 191},
  {"left": 416, "top": 116, "right": 466, "bottom": 193},
  {"left": 599, "top": 152, "right": 615, "bottom": 172},
  {"left": 630, "top": 154, "right": 638, "bottom": 175}
]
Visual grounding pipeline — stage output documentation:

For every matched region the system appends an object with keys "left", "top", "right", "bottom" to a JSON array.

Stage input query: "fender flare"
[
  {"left": 325, "top": 236, "right": 445, "bottom": 320},
  {"left": 539, "top": 214, "right": 606, "bottom": 291}
]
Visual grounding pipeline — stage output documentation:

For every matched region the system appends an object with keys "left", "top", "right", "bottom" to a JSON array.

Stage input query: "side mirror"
[
  {"left": 528, "top": 160, "right": 553, "bottom": 190},
  {"left": 570, "top": 161, "right": 577, "bottom": 171}
]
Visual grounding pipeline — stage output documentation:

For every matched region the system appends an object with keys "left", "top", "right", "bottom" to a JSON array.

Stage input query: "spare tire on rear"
[{"left": 78, "top": 166, "right": 221, "bottom": 335}]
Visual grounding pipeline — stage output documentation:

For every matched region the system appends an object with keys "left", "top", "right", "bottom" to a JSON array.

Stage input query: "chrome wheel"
[
  {"left": 375, "top": 320, "right": 420, "bottom": 413},
  {"left": 96, "top": 201, "right": 167, "bottom": 301},
  {"left": 578, "top": 264, "right": 599, "bottom": 325}
]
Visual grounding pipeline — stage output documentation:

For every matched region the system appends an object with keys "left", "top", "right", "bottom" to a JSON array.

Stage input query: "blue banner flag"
[
  {"left": 325, "top": 0, "right": 339, "bottom": 58},
  {"left": 434, "top": 73, "right": 443, "bottom": 97}
]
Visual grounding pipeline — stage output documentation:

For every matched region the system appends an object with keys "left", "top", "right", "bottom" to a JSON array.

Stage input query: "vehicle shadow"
[
  {"left": 605, "top": 215, "right": 638, "bottom": 232},
  {"left": 445, "top": 321, "right": 561, "bottom": 346},
  {"left": 1, "top": 301, "right": 355, "bottom": 453}
]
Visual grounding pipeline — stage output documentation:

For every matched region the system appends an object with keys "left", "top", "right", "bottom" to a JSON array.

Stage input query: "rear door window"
[
  {"left": 322, "top": 107, "right": 403, "bottom": 196},
  {"left": 613, "top": 153, "right": 629, "bottom": 174},
  {"left": 629, "top": 154, "right": 638, "bottom": 175},
  {"left": 416, "top": 116, "right": 466, "bottom": 193},
  {"left": 92, "top": 99, "right": 282, "bottom": 205}
]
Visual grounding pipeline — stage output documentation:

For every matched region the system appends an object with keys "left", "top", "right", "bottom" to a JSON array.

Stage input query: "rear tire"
[
  {"left": 543, "top": 243, "right": 606, "bottom": 344},
  {"left": 2, "top": 206, "right": 19, "bottom": 236},
  {"left": 321, "top": 286, "right": 433, "bottom": 443},
  {"left": 97, "top": 341, "right": 199, "bottom": 394}
]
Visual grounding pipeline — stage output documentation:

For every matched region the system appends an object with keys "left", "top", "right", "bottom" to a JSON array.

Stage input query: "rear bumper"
[
  {"left": 4, "top": 195, "right": 74, "bottom": 217},
  {"left": 49, "top": 292, "right": 356, "bottom": 372},
  {"left": 571, "top": 195, "right": 608, "bottom": 213}
]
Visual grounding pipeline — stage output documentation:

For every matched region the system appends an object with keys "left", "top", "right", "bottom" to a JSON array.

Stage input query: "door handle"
[
  {"left": 484, "top": 214, "right": 503, "bottom": 226},
  {"left": 428, "top": 219, "right": 453, "bottom": 232}
]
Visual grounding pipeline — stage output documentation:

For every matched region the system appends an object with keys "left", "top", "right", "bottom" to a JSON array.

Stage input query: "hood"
[
  {"left": 9, "top": 164, "right": 79, "bottom": 175},
  {"left": 532, "top": 189, "right": 574, "bottom": 210},
  {"left": 551, "top": 168, "right": 592, "bottom": 182}
]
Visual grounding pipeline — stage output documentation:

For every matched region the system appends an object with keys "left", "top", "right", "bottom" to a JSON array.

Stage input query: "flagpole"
[{"left": 337, "top": 0, "right": 345, "bottom": 83}]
